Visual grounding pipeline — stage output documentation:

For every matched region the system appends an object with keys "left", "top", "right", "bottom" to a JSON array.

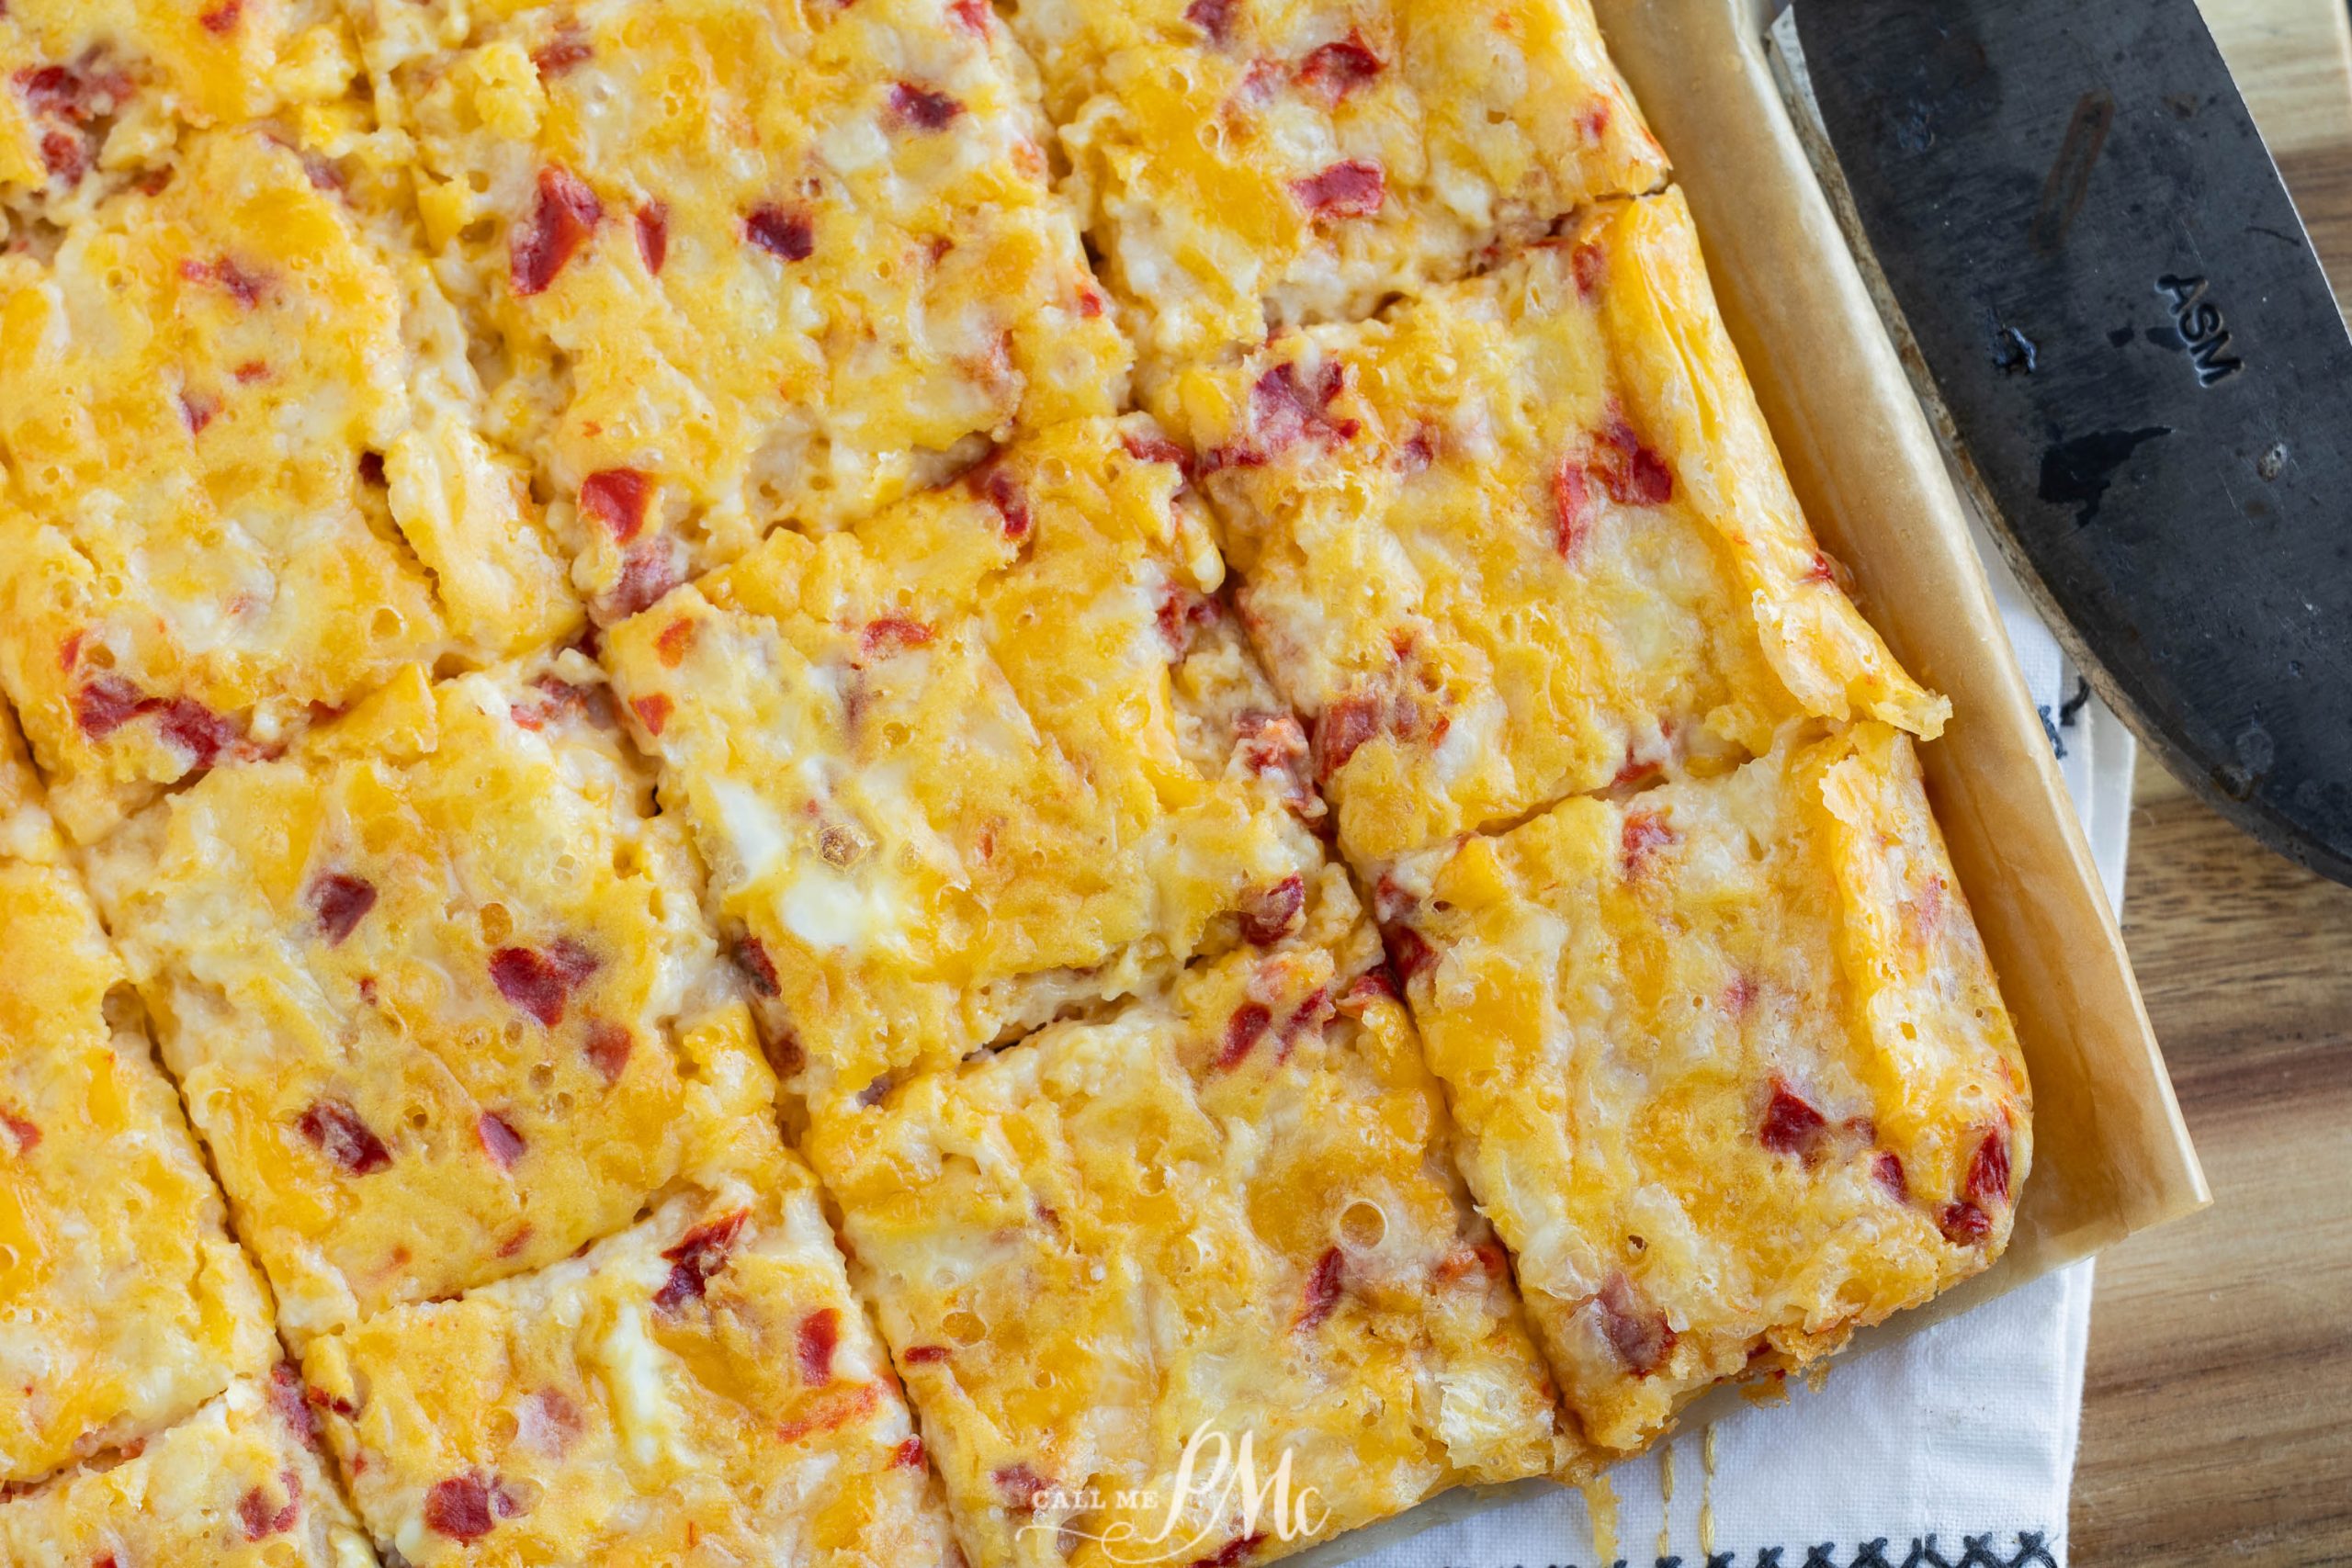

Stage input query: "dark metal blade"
[{"left": 1794, "top": 0, "right": 2352, "bottom": 886}]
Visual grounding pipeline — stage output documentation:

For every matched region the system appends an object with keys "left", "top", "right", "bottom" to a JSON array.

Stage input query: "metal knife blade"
[{"left": 1793, "top": 0, "right": 2352, "bottom": 886}]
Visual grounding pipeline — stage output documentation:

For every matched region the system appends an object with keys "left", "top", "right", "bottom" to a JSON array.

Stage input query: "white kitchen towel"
[{"left": 1342, "top": 514, "right": 2134, "bottom": 1568}]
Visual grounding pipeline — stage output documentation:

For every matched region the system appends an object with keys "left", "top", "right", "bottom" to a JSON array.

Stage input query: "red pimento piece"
[
  {"left": 1580, "top": 102, "right": 1613, "bottom": 141},
  {"left": 267, "top": 1364, "right": 324, "bottom": 1453},
  {"left": 1338, "top": 965, "right": 1401, "bottom": 1010},
  {"left": 1296, "top": 32, "right": 1381, "bottom": 101},
  {"left": 297, "top": 1100, "right": 391, "bottom": 1176},
  {"left": 607, "top": 544, "right": 681, "bottom": 620},
  {"left": 157, "top": 698, "right": 236, "bottom": 764},
  {"left": 1190, "top": 1537, "right": 1266, "bottom": 1568},
  {"left": 1596, "top": 1271, "right": 1675, "bottom": 1376},
  {"left": 423, "top": 1474, "right": 505, "bottom": 1542},
  {"left": 861, "top": 615, "right": 935, "bottom": 656},
  {"left": 1250, "top": 360, "right": 1358, "bottom": 452},
  {"left": 797, "top": 1307, "right": 841, "bottom": 1385},
  {"left": 488, "top": 941, "right": 598, "bottom": 1029},
  {"left": 1314, "top": 691, "right": 1381, "bottom": 779},
  {"left": 1571, "top": 240, "right": 1605, "bottom": 296},
  {"left": 511, "top": 166, "right": 604, "bottom": 296},
  {"left": 888, "top": 81, "right": 964, "bottom": 130},
  {"left": 306, "top": 873, "right": 379, "bottom": 946},
  {"left": 654, "top": 1208, "right": 752, "bottom": 1312},
  {"left": 1290, "top": 159, "right": 1385, "bottom": 219},
  {"left": 1122, "top": 430, "right": 1192, "bottom": 472},
  {"left": 1295, "top": 1247, "right": 1344, "bottom": 1330},
  {"left": 1156, "top": 587, "right": 1216, "bottom": 658},
  {"left": 745, "top": 204, "right": 814, "bottom": 261},
  {"left": 177, "top": 392, "right": 216, "bottom": 435},
  {"left": 234, "top": 1473, "right": 298, "bottom": 1540},
  {"left": 579, "top": 468, "right": 653, "bottom": 543},
  {"left": 0, "top": 1104, "right": 40, "bottom": 1153},
  {"left": 1184, "top": 0, "right": 1235, "bottom": 44},
  {"left": 75, "top": 674, "right": 156, "bottom": 739},
  {"left": 583, "top": 1021, "right": 633, "bottom": 1085},
  {"left": 892, "top": 1436, "right": 926, "bottom": 1468},
  {"left": 1872, "top": 1150, "right": 1909, "bottom": 1201},
  {"left": 198, "top": 2, "right": 243, "bottom": 35},
  {"left": 1553, "top": 452, "right": 1594, "bottom": 558},
  {"left": 1590, "top": 417, "right": 1674, "bottom": 506},
  {"left": 655, "top": 617, "right": 695, "bottom": 667},
  {"left": 635, "top": 202, "right": 668, "bottom": 275},
  {"left": 734, "top": 934, "right": 782, "bottom": 998},
  {"left": 1237, "top": 874, "right": 1305, "bottom": 945},
  {"left": 1384, "top": 922, "right": 1437, "bottom": 983},
  {"left": 1938, "top": 1200, "right": 1993, "bottom": 1244},
  {"left": 1963, "top": 1128, "right": 2011, "bottom": 1205},
  {"left": 1620, "top": 807, "right": 1678, "bottom": 877},
  {"left": 476, "top": 1111, "right": 526, "bottom": 1171},
  {"left": 994, "top": 1464, "right": 1053, "bottom": 1508},
  {"left": 1216, "top": 1002, "right": 1272, "bottom": 1069},
  {"left": 951, "top": 0, "right": 990, "bottom": 31},
  {"left": 1804, "top": 549, "right": 1840, "bottom": 585},
  {"left": 1758, "top": 1078, "right": 1828, "bottom": 1161},
  {"left": 531, "top": 28, "right": 591, "bottom": 76},
  {"left": 967, "top": 457, "right": 1031, "bottom": 539},
  {"left": 902, "top": 1344, "right": 952, "bottom": 1364},
  {"left": 630, "top": 694, "right": 673, "bottom": 738}
]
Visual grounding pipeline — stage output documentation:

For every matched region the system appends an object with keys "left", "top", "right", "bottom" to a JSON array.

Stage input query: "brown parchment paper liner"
[{"left": 1291, "top": 0, "right": 2208, "bottom": 1559}]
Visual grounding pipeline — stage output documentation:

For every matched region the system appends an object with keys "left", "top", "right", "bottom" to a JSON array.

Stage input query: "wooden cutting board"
[{"left": 2074, "top": 6, "right": 2352, "bottom": 1562}]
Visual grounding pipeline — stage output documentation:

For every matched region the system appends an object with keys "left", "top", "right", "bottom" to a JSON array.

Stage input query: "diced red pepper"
[
  {"left": 1184, "top": 0, "right": 1235, "bottom": 44},
  {"left": 488, "top": 941, "right": 598, "bottom": 1029},
  {"left": 1297, "top": 33, "right": 1381, "bottom": 101},
  {"left": 745, "top": 204, "right": 814, "bottom": 261},
  {"left": 583, "top": 1021, "right": 633, "bottom": 1085},
  {"left": 1237, "top": 874, "right": 1306, "bottom": 945},
  {"left": 297, "top": 1100, "right": 391, "bottom": 1176},
  {"left": 798, "top": 1307, "right": 841, "bottom": 1384},
  {"left": 476, "top": 1111, "right": 526, "bottom": 1171},
  {"left": 1216, "top": 1002, "right": 1272, "bottom": 1069},
  {"left": 655, "top": 1208, "right": 752, "bottom": 1312},
  {"left": 306, "top": 873, "right": 379, "bottom": 946},
  {"left": 235, "top": 1472, "right": 298, "bottom": 1539},
  {"left": 511, "top": 166, "right": 604, "bottom": 296},
  {"left": 888, "top": 82, "right": 965, "bottom": 130},
  {"left": 1758, "top": 1079, "right": 1828, "bottom": 1161},
  {"left": 1872, "top": 1150, "right": 1909, "bottom": 1201},
  {"left": 1290, "top": 159, "right": 1385, "bottom": 219},
  {"left": 1620, "top": 807, "right": 1678, "bottom": 877},
  {"left": 579, "top": 468, "right": 653, "bottom": 543},
  {"left": 630, "top": 694, "right": 673, "bottom": 738},
  {"left": 635, "top": 202, "right": 668, "bottom": 275},
  {"left": 1295, "top": 1247, "right": 1344, "bottom": 1330},
  {"left": 1596, "top": 1272, "right": 1675, "bottom": 1376}
]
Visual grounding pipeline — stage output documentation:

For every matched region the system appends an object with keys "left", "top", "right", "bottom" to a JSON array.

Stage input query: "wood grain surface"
[{"left": 2073, "top": 6, "right": 2352, "bottom": 1561}]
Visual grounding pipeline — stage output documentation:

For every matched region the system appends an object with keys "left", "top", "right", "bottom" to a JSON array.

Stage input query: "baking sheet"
[{"left": 1302, "top": 0, "right": 2210, "bottom": 1557}]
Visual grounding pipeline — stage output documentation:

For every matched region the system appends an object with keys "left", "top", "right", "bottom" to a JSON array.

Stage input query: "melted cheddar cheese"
[
  {"left": 1384, "top": 722, "right": 2030, "bottom": 1455},
  {"left": 0, "top": 129, "right": 581, "bottom": 845},
  {"left": 824, "top": 871, "right": 1572, "bottom": 1568},
  {"left": 0, "top": 1374, "right": 377, "bottom": 1566},
  {"left": 303, "top": 1140, "right": 957, "bottom": 1567},
  {"left": 362, "top": 0, "right": 1131, "bottom": 619},
  {"left": 0, "top": 0, "right": 358, "bottom": 226},
  {"left": 605, "top": 415, "right": 1326, "bottom": 1116},
  {"left": 1003, "top": 0, "right": 1665, "bottom": 375},
  {"left": 84, "top": 656, "right": 773, "bottom": 1344},
  {"left": 1159, "top": 191, "right": 1948, "bottom": 866},
  {"left": 0, "top": 856, "right": 277, "bottom": 1484},
  {"left": 0, "top": 699, "right": 60, "bottom": 863}
]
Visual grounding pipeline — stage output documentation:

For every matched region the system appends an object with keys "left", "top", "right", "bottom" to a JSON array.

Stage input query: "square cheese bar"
[
  {"left": 1158, "top": 190, "right": 1949, "bottom": 866},
  {"left": 1003, "top": 0, "right": 1666, "bottom": 372},
  {"left": 85, "top": 654, "right": 771, "bottom": 1342},
  {"left": 302, "top": 1137, "right": 958, "bottom": 1567},
  {"left": 1380, "top": 722, "right": 2030, "bottom": 1455},
  {"left": 0, "top": 852, "right": 277, "bottom": 1484},
  {"left": 823, "top": 870, "right": 1573, "bottom": 1568},
  {"left": 0, "top": 0, "right": 358, "bottom": 226},
  {"left": 361, "top": 0, "right": 1131, "bottom": 619},
  {"left": 605, "top": 415, "right": 1325, "bottom": 1115},
  {"left": 0, "top": 1373, "right": 377, "bottom": 1567},
  {"left": 0, "top": 128, "right": 581, "bottom": 844}
]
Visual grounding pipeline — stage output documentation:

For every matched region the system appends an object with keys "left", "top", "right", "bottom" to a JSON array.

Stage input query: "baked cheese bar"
[
  {"left": 0, "top": 0, "right": 358, "bottom": 226},
  {"left": 303, "top": 1134, "right": 957, "bottom": 1566},
  {"left": 1380, "top": 722, "right": 2030, "bottom": 1455},
  {"left": 0, "top": 128, "right": 581, "bottom": 844},
  {"left": 84, "top": 655, "right": 772, "bottom": 1343},
  {"left": 361, "top": 0, "right": 1131, "bottom": 619},
  {"left": 824, "top": 869, "right": 1573, "bottom": 1568},
  {"left": 0, "top": 853, "right": 276, "bottom": 1484},
  {"left": 1002, "top": 0, "right": 1666, "bottom": 373},
  {"left": 0, "top": 1373, "right": 377, "bottom": 1567},
  {"left": 605, "top": 415, "right": 1325, "bottom": 1119},
  {"left": 1158, "top": 190, "right": 1949, "bottom": 866}
]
